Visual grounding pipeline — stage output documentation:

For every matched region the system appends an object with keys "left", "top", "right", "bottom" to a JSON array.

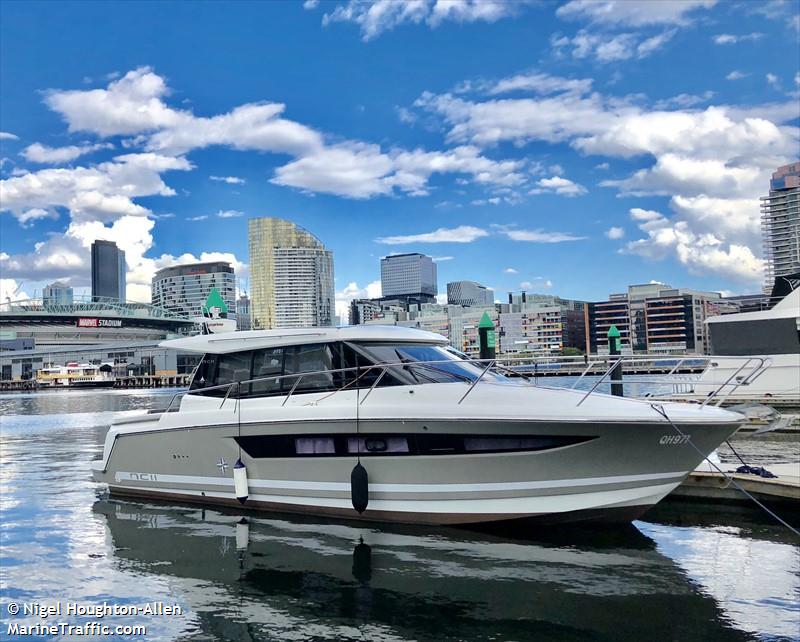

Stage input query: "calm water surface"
[{"left": 1, "top": 389, "right": 798, "bottom": 641}]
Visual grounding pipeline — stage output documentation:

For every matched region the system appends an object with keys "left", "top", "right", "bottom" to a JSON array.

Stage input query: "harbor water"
[{"left": 0, "top": 388, "right": 798, "bottom": 641}]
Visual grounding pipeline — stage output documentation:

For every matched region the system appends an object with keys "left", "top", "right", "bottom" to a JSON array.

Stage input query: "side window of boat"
[
  {"left": 215, "top": 351, "right": 253, "bottom": 396},
  {"left": 189, "top": 354, "right": 219, "bottom": 395},
  {"left": 250, "top": 347, "right": 284, "bottom": 397},
  {"left": 283, "top": 344, "right": 336, "bottom": 393}
]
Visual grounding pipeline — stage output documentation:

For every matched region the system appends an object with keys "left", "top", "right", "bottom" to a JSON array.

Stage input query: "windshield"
[{"left": 352, "top": 342, "right": 510, "bottom": 384}]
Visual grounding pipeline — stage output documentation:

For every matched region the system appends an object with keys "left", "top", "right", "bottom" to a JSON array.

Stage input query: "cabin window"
[
  {"left": 250, "top": 347, "right": 283, "bottom": 397},
  {"left": 189, "top": 354, "right": 220, "bottom": 395},
  {"left": 283, "top": 344, "right": 336, "bottom": 393},
  {"left": 215, "top": 351, "right": 253, "bottom": 395}
]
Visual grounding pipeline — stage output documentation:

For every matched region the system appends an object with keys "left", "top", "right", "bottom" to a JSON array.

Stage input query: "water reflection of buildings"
[{"left": 95, "top": 500, "right": 759, "bottom": 641}]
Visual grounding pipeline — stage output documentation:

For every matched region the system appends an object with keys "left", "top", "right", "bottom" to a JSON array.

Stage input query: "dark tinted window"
[
  {"left": 250, "top": 347, "right": 283, "bottom": 397},
  {"left": 283, "top": 344, "right": 336, "bottom": 393},
  {"left": 354, "top": 343, "right": 505, "bottom": 384},
  {"left": 216, "top": 351, "right": 252, "bottom": 395}
]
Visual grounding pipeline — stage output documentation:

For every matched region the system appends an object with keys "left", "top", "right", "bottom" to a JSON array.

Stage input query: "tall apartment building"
[
  {"left": 91, "top": 240, "right": 126, "bottom": 301},
  {"left": 380, "top": 253, "right": 437, "bottom": 302},
  {"left": 447, "top": 280, "right": 494, "bottom": 306},
  {"left": 762, "top": 162, "right": 800, "bottom": 290},
  {"left": 151, "top": 261, "right": 236, "bottom": 319},
  {"left": 248, "top": 217, "right": 334, "bottom": 329},
  {"left": 42, "top": 281, "right": 73, "bottom": 306},
  {"left": 587, "top": 284, "right": 722, "bottom": 355}
]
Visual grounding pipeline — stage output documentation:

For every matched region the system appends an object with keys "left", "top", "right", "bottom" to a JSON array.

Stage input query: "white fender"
[{"left": 233, "top": 458, "right": 248, "bottom": 504}]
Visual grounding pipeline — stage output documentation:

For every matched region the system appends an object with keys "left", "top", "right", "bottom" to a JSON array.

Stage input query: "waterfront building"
[
  {"left": 248, "top": 217, "right": 334, "bottom": 329},
  {"left": 380, "top": 253, "right": 437, "bottom": 301},
  {"left": 91, "top": 240, "right": 126, "bottom": 301},
  {"left": 152, "top": 262, "right": 236, "bottom": 320},
  {"left": 588, "top": 285, "right": 721, "bottom": 355},
  {"left": 447, "top": 281, "right": 494, "bottom": 307},
  {"left": 236, "top": 294, "right": 251, "bottom": 331},
  {"left": 762, "top": 162, "right": 800, "bottom": 291},
  {"left": 42, "top": 282, "right": 73, "bottom": 307}
]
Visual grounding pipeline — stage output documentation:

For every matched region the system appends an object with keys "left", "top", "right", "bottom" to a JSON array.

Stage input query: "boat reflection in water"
[{"left": 94, "top": 499, "right": 752, "bottom": 641}]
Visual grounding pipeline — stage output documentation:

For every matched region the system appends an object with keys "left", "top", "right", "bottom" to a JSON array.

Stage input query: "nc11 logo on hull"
[{"left": 115, "top": 472, "right": 159, "bottom": 482}]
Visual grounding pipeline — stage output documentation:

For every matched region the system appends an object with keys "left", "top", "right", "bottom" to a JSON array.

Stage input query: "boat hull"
[{"left": 93, "top": 417, "right": 740, "bottom": 526}]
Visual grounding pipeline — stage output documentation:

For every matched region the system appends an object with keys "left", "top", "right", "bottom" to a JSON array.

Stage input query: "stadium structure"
[{"left": 0, "top": 296, "right": 197, "bottom": 381}]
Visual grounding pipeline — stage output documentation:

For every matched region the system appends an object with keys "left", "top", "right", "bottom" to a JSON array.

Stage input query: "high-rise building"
[
  {"left": 447, "top": 280, "right": 494, "bottom": 306},
  {"left": 236, "top": 294, "right": 252, "bottom": 331},
  {"left": 248, "top": 217, "right": 335, "bottom": 329},
  {"left": 42, "top": 281, "right": 73, "bottom": 306},
  {"left": 762, "top": 162, "right": 800, "bottom": 290},
  {"left": 91, "top": 240, "right": 126, "bottom": 301},
  {"left": 380, "top": 253, "right": 437, "bottom": 301},
  {"left": 151, "top": 261, "right": 236, "bottom": 319}
]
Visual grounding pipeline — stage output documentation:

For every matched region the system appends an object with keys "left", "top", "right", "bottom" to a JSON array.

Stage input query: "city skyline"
[{"left": 1, "top": 1, "right": 799, "bottom": 319}]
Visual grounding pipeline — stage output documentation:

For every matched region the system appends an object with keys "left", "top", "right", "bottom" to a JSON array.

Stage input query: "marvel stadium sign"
[{"left": 77, "top": 318, "right": 124, "bottom": 328}]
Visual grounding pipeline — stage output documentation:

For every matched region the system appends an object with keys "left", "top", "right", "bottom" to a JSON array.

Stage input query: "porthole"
[{"left": 365, "top": 438, "right": 388, "bottom": 452}]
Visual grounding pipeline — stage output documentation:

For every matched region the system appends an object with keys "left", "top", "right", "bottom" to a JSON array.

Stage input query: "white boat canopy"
[
  {"left": 707, "top": 288, "right": 799, "bottom": 325},
  {"left": 160, "top": 324, "right": 450, "bottom": 354}
]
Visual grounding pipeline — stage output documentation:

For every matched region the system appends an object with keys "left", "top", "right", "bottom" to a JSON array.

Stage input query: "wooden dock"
[{"left": 670, "top": 463, "right": 800, "bottom": 505}]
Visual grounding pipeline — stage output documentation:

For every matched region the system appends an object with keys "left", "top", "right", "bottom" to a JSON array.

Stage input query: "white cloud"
[
  {"left": 376, "top": 225, "right": 488, "bottom": 244},
  {"left": 0, "top": 278, "right": 32, "bottom": 302},
  {"left": 766, "top": 73, "right": 781, "bottom": 89},
  {"left": 303, "top": 0, "right": 319, "bottom": 8},
  {"left": 43, "top": 67, "right": 524, "bottom": 200},
  {"left": 605, "top": 226, "right": 625, "bottom": 239},
  {"left": 595, "top": 162, "right": 610, "bottom": 170},
  {"left": 21, "top": 142, "right": 112, "bottom": 164},
  {"left": 530, "top": 175, "right": 587, "bottom": 197},
  {"left": 0, "top": 132, "right": 19, "bottom": 140},
  {"left": 653, "top": 91, "right": 714, "bottom": 109},
  {"left": 556, "top": 0, "right": 716, "bottom": 27},
  {"left": 494, "top": 225, "right": 585, "bottom": 243},
  {"left": 0, "top": 153, "right": 192, "bottom": 225},
  {"left": 335, "top": 280, "right": 382, "bottom": 322},
  {"left": 551, "top": 28, "right": 678, "bottom": 64},
  {"left": 432, "top": 255, "right": 454, "bottom": 261},
  {"left": 488, "top": 72, "right": 593, "bottom": 96},
  {"left": 210, "top": 175, "right": 246, "bottom": 185},
  {"left": 14, "top": 208, "right": 58, "bottom": 228},
  {"left": 726, "top": 70, "right": 750, "bottom": 80},
  {"left": 322, "top": 0, "right": 533, "bottom": 41},
  {"left": 624, "top": 207, "right": 763, "bottom": 283},
  {"left": 187, "top": 215, "right": 208, "bottom": 221},
  {"left": 503, "top": 267, "right": 518, "bottom": 274},
  {"left": 272, "top": 142, "right": 524, "bottom": 198},
  {"left": 217, "top": 209, "right": 244, "bottom": 218},
  {"left": 713, "top": 32, "right": 763, "bottom": 45}
]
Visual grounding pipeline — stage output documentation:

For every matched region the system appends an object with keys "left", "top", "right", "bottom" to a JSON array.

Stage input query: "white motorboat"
[
  {"left": 92, "top": 326, "right": 743, "bottom": 526},
  {"left": 685, "top": 287, "right": 799, "bottom": 405}
]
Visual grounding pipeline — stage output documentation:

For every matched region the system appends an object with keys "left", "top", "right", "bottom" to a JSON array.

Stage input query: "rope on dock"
[{"left": 650, "top": 403, "right": 800, "bottom": 538}]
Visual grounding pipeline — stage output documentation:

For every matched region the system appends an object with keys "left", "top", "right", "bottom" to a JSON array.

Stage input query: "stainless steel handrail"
[
  {"left": 161, "top": 353, "right": 772, "bottom": 413},
  {"left": 576, "top": 357, "right": 623, "bottom": 407}
]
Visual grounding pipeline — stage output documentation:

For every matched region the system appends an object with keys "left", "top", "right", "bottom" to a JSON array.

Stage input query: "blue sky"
[{"left": 1, "top": 0, "right": 798, "bottom": 320}]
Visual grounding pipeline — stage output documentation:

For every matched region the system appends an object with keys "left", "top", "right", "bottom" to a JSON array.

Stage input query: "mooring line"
[{"left": 650, "top": 403, "right": 799, "bottom": 538}]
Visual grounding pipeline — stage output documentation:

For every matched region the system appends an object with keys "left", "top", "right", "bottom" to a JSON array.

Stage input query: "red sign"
[{"left": 77, "top": 318, "right": 98, "bottom": 327}]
